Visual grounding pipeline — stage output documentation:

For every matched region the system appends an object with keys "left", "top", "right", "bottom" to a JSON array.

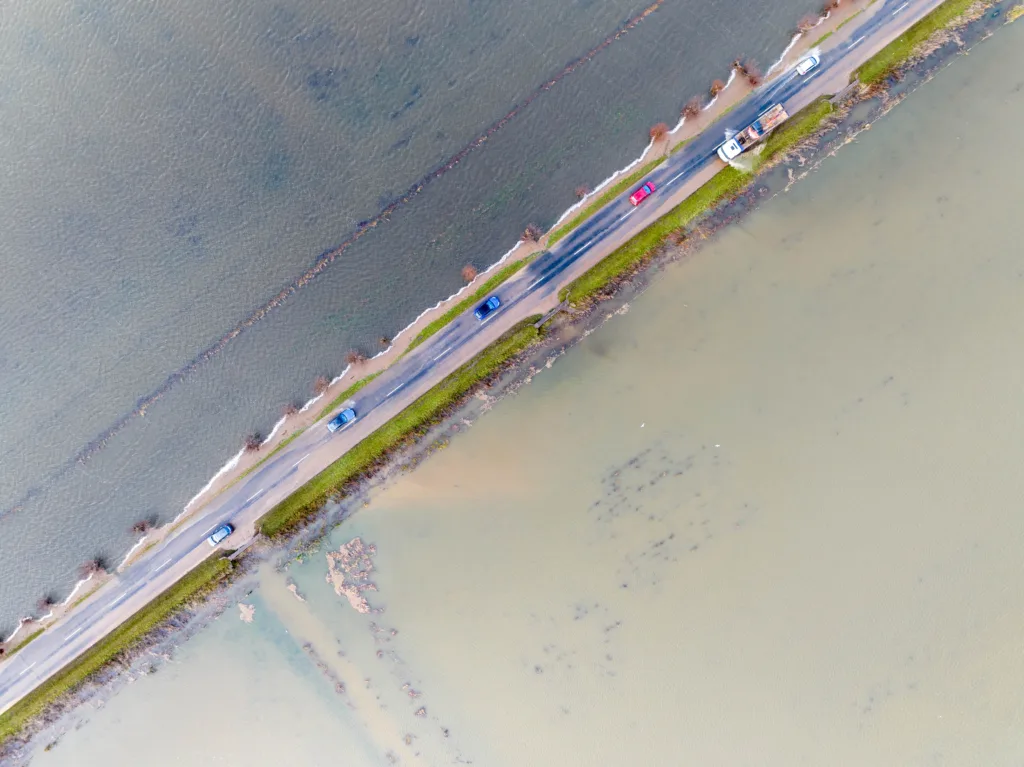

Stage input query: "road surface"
[{"left": 0, "top": 0, "right": 947, "bottom": 717}]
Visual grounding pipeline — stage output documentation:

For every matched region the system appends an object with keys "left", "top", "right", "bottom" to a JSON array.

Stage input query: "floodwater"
[
  {"left": 0, "top": 0, "right": 821, "bottom": 632},
  {"left": 26, "top": 15, "right": 1024, "bottom": 767}
]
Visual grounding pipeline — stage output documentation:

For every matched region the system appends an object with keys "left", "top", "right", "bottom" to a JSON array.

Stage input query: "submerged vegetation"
[
  {"left": 547, "top": 157, "right": 667, "bottom": 246},
  {"left": 854, "top": 0, "right": 983, "bottom": 84},
  {"left": 0, "top": 555, "right": 234, "bottom": 750},
  {"left": 403, "top": 256, "right": 535, "bottom": 354},
  {"left": 560, "top": 98, "right": 835, "bottom": 305},
  {"left": 258, "top": 318, "right": 543, "bottom": 539}
]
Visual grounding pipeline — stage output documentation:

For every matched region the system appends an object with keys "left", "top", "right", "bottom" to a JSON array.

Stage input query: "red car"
[{"left": 629, "top": 180, "right": 656, "bottom": 206}]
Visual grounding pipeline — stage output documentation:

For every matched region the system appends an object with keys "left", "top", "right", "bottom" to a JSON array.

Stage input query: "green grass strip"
[
  {"left": 547, "top": 157, "right": 667, "bottom": 247},
  {"left": 258, "top": 318, "right": 543, "bottom": 539},
  {"left": 317, "top": 372, "right": 383, "bottom": 421},
  {"left": 404, "top": 257, "right": 534, "bottom": 354},
  {"left": 1, "top": 629, "right": 43, "bottom": 662},
  {"left": 0, "top": 555, "right": 233, "bottom": 748},
  {"left": 560, "top": 98, "right": 834, "bottom": 305},
  {"left": 853, "top": 0, "right": 980, "bottom": 85}
]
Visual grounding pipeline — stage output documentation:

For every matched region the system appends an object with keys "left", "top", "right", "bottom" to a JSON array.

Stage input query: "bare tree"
[
  {"left": 521, "top": 224, "right": 543, "bottom": 243},
  {"left": 743, "top": 60, "right": 763, "bottom": 87},
  {"left": 574, "top": 184, "right": 590, "bottom": 200},
  {"left": 36, "top": 595, "right": 56, "bottom": 615},
  {"left": 797, "top": 14, "right": 817, "bottom": 31},
  {"left": 682, "top": 97, "right": 702, "bottom": 120},
  {"left": 79, "top": 558, "right": 107, "bottom": 579},
  {"left": 649, "top": 122, "right": 670, "bottom": 141},
  {"left": 345, "top": 349, "right": 367, "bottom": 366},
  {"left": 378, "top": 336, "right": 391, "bottom": 348},
  {"left": 313, "top": 375, "right": 330, "bottom": 395},
  {"left": 244, "top": 433, "right": 262, "bottom": 453},
  {"left": 823, "top": 0, "right": 839, "bottom": 11},
  {"left": 709, "top": 79, "right": 726, "bottom": 97},
  {"left": 461, "top": 264, "right": 478, "bottom": 283},
  {"left": 130, "top": 519, "right": 151, "bottom": 535},
  {"left": 282, "top": 403, "right": 299, "bottom": 417}
]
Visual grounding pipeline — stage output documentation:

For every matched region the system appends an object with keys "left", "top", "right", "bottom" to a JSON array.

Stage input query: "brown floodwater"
[{"left": 26, "top": 17, "right": 1024, "bottom": 767}]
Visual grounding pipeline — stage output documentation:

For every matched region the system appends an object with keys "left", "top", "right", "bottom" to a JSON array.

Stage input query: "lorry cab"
[{"left": 717, "top": 139, "right": 743, "bottom": 163}]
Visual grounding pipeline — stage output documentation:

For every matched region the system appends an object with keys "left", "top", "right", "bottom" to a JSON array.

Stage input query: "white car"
[{"left": 796, "top": 55, "right": 820, "bottom": 76}]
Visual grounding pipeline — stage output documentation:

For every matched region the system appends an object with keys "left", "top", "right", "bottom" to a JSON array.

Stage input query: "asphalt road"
[{"left": 0, "top": 0, "right": 947, "bottom": 716}]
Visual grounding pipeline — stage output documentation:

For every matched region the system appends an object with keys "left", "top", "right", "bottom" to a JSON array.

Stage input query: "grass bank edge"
[
  {"left": 258, "top": 317, "right": 543, "bottom": 539},
  {"left": 0, "top": 554, "right": 235, "bottom": 750},
  {"left": 559, "top": 98, "right": 836, "bottom": 305},
  {"left": 403, "top": 256, "right": 535, "bottom": 355},
  {"left": 853, "top": 0, "right": 983, "bottom": 85},
  {"left": 547, "top": 157, "right": 667, "bottom": 247}
]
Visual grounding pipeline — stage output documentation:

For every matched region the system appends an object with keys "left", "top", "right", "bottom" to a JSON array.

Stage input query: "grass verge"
[
  {"left": 258, "top": 318, "right": 543, "bottom": 539},
  {"left": 404, "top": 257, "right": 535, "bottom": 354},
  {"left": 0, "top": 555, "right": 233, "bottom": 749},
  {"left": 560, "top": 98, "right": 835, "bottom": 305},
  {"left": 317, "top": 372, "right": 383, "bottom": 421},
  {"left": 547, "top": 157, "right": 667, "bottom": 247},
  {"left": 2, "top": 630, "right": 44, "bottom": 662},
  {"left": 853, "top": 0, "right": 979, "bottom": 84}
]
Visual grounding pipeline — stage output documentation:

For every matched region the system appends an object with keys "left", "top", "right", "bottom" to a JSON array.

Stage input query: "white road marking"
[
  {"left": 616, "top": 208, "right": 638, "bottom": 223},
  {"left": 18, "top": 663, "right": 36, "bottom": 677},
  {"left": 110, "top": 591, "right": 129, "bottom": 607},
  {"left": 63, "top": 627, "right": 84, "bottom": 644},
  {"left": 848, "top": 35, "right": 866, "bottom": 48},
  {"left": 892, "top": 1, "right": 909, "bottom": 14},
  {"left": 246, "top": 489, "right": 263, "bottom": 502},
  {"left": 433, "top": 345, "right": 453, "bottom": 361},
  {"left": 386, "top": 383, "right": 405, "bottom": 398},
  {"left": 292, "top": 453, "right": 310, "bottom": 468},
  {"left": 802, "top": 70, "right": 822, "bottom": 87},
  {"left": 157, "top": 558, "right": 173, "bottom": 570},
  {"left": 667, "top": 169, "right": 688, "bottom": 185},
  {"left": 573, "top": 238, "right": 595, "bottom": 255}
]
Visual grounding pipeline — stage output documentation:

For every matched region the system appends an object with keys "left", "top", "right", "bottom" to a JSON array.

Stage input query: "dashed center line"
[
  {"left": 292, "top": 453, "right": 310, "bottom": 468},
  {"left": 616, "top": 209, "right": 638, "bottom": 223},
  {"left": 157, "top": 558, "right": 173, "bottom": 570},
  {"left": 110, "top": 591, "right": 129, "bottom": 607},
  {"left": 245, "top": 489, "right": 263, "bottom": 503},
  {"left": 892, "top": 1, "right": 909, "bottom": 14},
  {"left": 433, "top": 345, "right": 453, "bottom": 362},
  {"left": 848, "top": 35, "right": 866, "bottom": 48},
  {"left": 18, "top": 663, "right": 36, "bottom": 677},
  {"left": 386, "top": 383, "right": 405, "bottom": 398},
  {"left": 63, "top": 627, "right": 84, "bottom": 644}
]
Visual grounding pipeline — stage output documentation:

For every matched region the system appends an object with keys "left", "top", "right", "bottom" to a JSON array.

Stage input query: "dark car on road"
[
  {"left": 474, "top": 295, "right": 501, "bottom": 320},
  {"left": 327, "top": 407, "right": 357, "bottom": 433},
  {"left": 629, "top": 180, "right": 656, "bottom": 206}
]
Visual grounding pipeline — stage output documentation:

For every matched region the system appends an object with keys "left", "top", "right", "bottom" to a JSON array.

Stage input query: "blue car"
[
  {"left": 327, "top": 407, "right": 357, "bottom": 433},
  {"left": 207, "top": 523, "right": 233, "bottom": 547},
  {"left": 474, "top": 295, "right": 501, "bottom": 320}
]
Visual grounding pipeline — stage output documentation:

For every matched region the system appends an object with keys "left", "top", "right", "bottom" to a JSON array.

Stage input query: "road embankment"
[
  {"left": 0, "top": 555, "right": 234, "bottom": 752},
  {"left": 257, "top": 316, "right": 543, "bottom": 539},
  {"left": 560, "top": 98, "right": 837, "bottom": 306}
]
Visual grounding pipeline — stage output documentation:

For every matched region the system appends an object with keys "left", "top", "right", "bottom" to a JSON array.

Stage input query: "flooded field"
[{"left": 25, "top": 17, "right": 1024, "bottom": 767}]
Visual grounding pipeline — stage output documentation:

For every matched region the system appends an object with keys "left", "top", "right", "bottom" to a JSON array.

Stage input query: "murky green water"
[{"left": 27, "top": 18, "right": 1024, "bottom": 767}]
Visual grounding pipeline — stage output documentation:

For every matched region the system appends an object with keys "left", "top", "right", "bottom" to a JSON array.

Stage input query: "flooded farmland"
[{"left": 25, "top": 16, "right": 1024, "bottom": 767}]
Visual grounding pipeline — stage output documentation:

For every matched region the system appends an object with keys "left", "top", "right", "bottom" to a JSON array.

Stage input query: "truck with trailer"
[{"left": 716, "top": 103, "right": 789, "bottom": 162}]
